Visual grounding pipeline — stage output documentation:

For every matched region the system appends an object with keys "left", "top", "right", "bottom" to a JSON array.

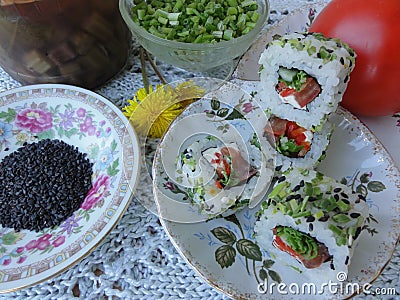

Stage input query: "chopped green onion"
[
  {"left": 173, "top": 0, "right": 184, "bottom": 12},
  {"left": 130, "top": 0, "right": 260, "bottom": 43},
  {"left": 148, "top": 26, "right": 166, "bottom": 38},
  {"left": 177, "top": 30, "right": 190, "bottom": 37},
  {"left": 328, "top": 224, "right": 342, "bottom": 235},
  {"left": 227, "top": 0, "right": 238, "bottom": 7},
  {"left": 160, "top": 27, "right": 173, "bottom": 34},
  {"left": 332, "top": 214, "right": 351, "bottom": 223},
  {"left": 186, "top": 7, "right": 199, "bottom": 16},
  {"left": 289, "top": 199, "right": 299, "bottom": 213},
  {"left": 292, "top": 211, "right": 311, "bottom": 218},
  {"left": 227, "top": 7, "right": 238, "bottom": 16},
  {"left": 337, "top": 200, "right": 350, "bottom": 212},
  {"left": 336, "top": 234, "right": 347, "bottom": 246},
  {"left": 277, "top": 202, "right": 287, "bottom": 213},
  {"left": 158, "top": 16, "right": 169, "bottom": 25},
  {"left": 137, "top": 9, "right": 146, "bottom": 20},
  {"left": 212, "top": 31, "right": 223, "bottom": 39},
  {"left": 300, "top": 196, "right": 309, "bottom": 212},
  {"left": 166, "top": 29, "right": 177, "bottom": 39},
  {"left": 241, "top": 0, "right": 257, "bottom": 7},
  {"left": 313, "top": 210, "right": 324, "bottom": 219},
  {"left": 197, "top": 3, "right": 205, "bottom": 12},
  {"left": 155, "top": 9, "right": 169, "bottom": 19},
  {"left": 214, "top": 3, "right": 223, "bottom": 15},
  {"left": 348, "top": 226, "right": 357, "bottom": 237},
  {"left": 250, "top": 11, "right": 259, "bottom": 22},
  {"left": 223, "top": 15, "right": 236, "bottom": 25},
  {"left": 268, "top": 181, "right": 290, "bottom": 200},
  {"left": 149, "top": 19, "right": 159, "bottom": 27},
  {"left": 223, "top": 29, "right": 234, "bottom": 40},
  {"left": 168, "top": 12, "right": 181, "bottom": 21},
  {"left": 217, "top": 21, "right": 224, "bottom": 31}
]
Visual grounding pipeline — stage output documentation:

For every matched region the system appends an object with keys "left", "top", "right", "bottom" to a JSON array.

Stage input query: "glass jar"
[{"left": 0, "top": 0, "right": 131, "bottom": 89}]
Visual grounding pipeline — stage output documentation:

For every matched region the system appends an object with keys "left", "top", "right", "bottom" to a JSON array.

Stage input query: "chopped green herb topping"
[
  {"left": 278, "top": 67, "right": 308, "bottom": 91},
  {"left": 275, "top": 226, "right": 319, "bottom": 260},
  {"left": 270, "top": 32, "right": 356, "bottom": 68},
  {"left": 260, "top": 169, "right": 366, "bottom": 247},
  {"left": 131, "top": 0, "right": 260, "bottom": 43},
  {"left": 276, "top": 137, "right": 304, "bottom": 157}
]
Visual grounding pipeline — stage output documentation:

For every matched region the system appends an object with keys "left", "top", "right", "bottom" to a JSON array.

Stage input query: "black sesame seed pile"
[{"left": 0, "top": 139, "right": 93, "bottom": 232}]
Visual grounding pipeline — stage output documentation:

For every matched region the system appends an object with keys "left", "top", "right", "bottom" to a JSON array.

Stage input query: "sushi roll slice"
[
  {"left": 258, "top": 32, "right": 356, "bottom": 131},
  {"left": 264, "top": 115, "right": 334, "bottom": 172},
  {"left": 176, "top": 139, "right": 265, "bottom": 218},
  {"left": 202, "top": 142, "right": 258, "bottom": 189},
  {"left": 254, "top": 168, "right": 369, "bottom": 286}
]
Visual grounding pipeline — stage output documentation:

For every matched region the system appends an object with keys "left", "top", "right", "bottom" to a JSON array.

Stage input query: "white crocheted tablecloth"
[{"left": 0, "top": 0, "right": 398, "bottom": 299}]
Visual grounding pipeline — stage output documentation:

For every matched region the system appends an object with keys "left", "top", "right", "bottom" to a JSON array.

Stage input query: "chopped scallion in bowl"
[{"left": 119, "top": 0, "right": 269, "bottom": 73}]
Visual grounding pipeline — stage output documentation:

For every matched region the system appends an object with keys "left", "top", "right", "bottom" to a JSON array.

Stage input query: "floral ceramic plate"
[
  {"left": 0, "top": 84, "right": 140, "bottom": 293},
  {"left": 157, "top": 5, "right": 400, "bottom": 299},
  {"left": 153, "top": 81, "right": 276, "bottom": 223}
]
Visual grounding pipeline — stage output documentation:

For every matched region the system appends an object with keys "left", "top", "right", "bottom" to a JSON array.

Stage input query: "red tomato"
[
  {"left": 285, "top": 121, "right": 299, "bottom": 134},
  {"left": 222, "top": 157, "right": 231, "bottom": 177},
  {"left": 267, "top": 116, "right": 287, "bottom": 137},
  {"left": 309, "top": 0, "right": 400, "bottom": 116},
  {"left": 279, "top": 88, "right": 296, "bottom": 98},
  {"left": 291, "top": 128, "right": 306, "bottom": 145},
  {"left": 215, "top": 180, "right": 224, "bottom": 189}
]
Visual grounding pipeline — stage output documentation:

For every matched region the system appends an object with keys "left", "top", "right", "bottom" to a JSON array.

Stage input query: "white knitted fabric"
[{"left": 0, "top": 0, "right": 398, "bottom": 299}]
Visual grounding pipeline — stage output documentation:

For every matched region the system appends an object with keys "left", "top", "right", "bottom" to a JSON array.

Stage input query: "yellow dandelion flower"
[
  {"left": 122, "top": 81, "right": 205, "bottom": 138},
  {"left": 123, "top": 85, "right": 177, "bottom": 138},
  {"left": 122, "top": 85, "right": 161, "bottom": 118},
  {"left": 136, "top": 84, "right": 158, "bottom": 101},
  {"left": 172, "top": 80, "right": 205, "bottom": 108}
]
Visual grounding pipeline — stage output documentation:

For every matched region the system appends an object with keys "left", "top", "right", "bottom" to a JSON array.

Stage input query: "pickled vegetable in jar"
[{"left": 0, "top": 0, "right": 131, "bottom": 89}]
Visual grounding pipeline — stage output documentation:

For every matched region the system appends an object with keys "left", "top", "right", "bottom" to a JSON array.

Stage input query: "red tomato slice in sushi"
[
  {"left": 273, "top": 235, "right": 299, "bottom": 258},
  {"left": 265, "top": 116, "right": 288, "bottom": 137},
  {"left": 294, "top": 77, "right": 321, "bottom": 108}
]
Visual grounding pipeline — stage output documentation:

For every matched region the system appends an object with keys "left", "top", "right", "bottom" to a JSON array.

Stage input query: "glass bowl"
[{"left": 119, "top": 0, "right": 269, "bottom": 77}]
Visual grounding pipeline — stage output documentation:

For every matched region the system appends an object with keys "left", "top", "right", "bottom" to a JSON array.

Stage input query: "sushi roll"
[
  {"left": 257, "top": 32, "right": 356, "bottom": 131},
  {"left": 176, "top": 139, "right": 266, "bottom": 218},
  {"left": 264, "top": 115, "right": 334, "bottom": 172},
  {"left": 254, "top": 168, "right": 369, "bottom": 286},
  {"left": 202, "top": 142, "right": 258, "bottom": 189}
]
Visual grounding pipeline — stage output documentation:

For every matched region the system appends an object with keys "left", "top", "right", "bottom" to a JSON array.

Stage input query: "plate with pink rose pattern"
[{"left": 0, "top": 84, "right": 141, "bottom": 292}]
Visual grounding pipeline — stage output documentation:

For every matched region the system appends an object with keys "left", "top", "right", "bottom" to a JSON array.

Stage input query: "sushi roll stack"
[
  {"left": 253, "top": 32, "right": 364, "bottom": 290},
  {"left": 254, "top": 168, "right": 369, "bottom": 287},
  {"left": 258, "top": 32, "right": 356, "bottom": 171}
]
